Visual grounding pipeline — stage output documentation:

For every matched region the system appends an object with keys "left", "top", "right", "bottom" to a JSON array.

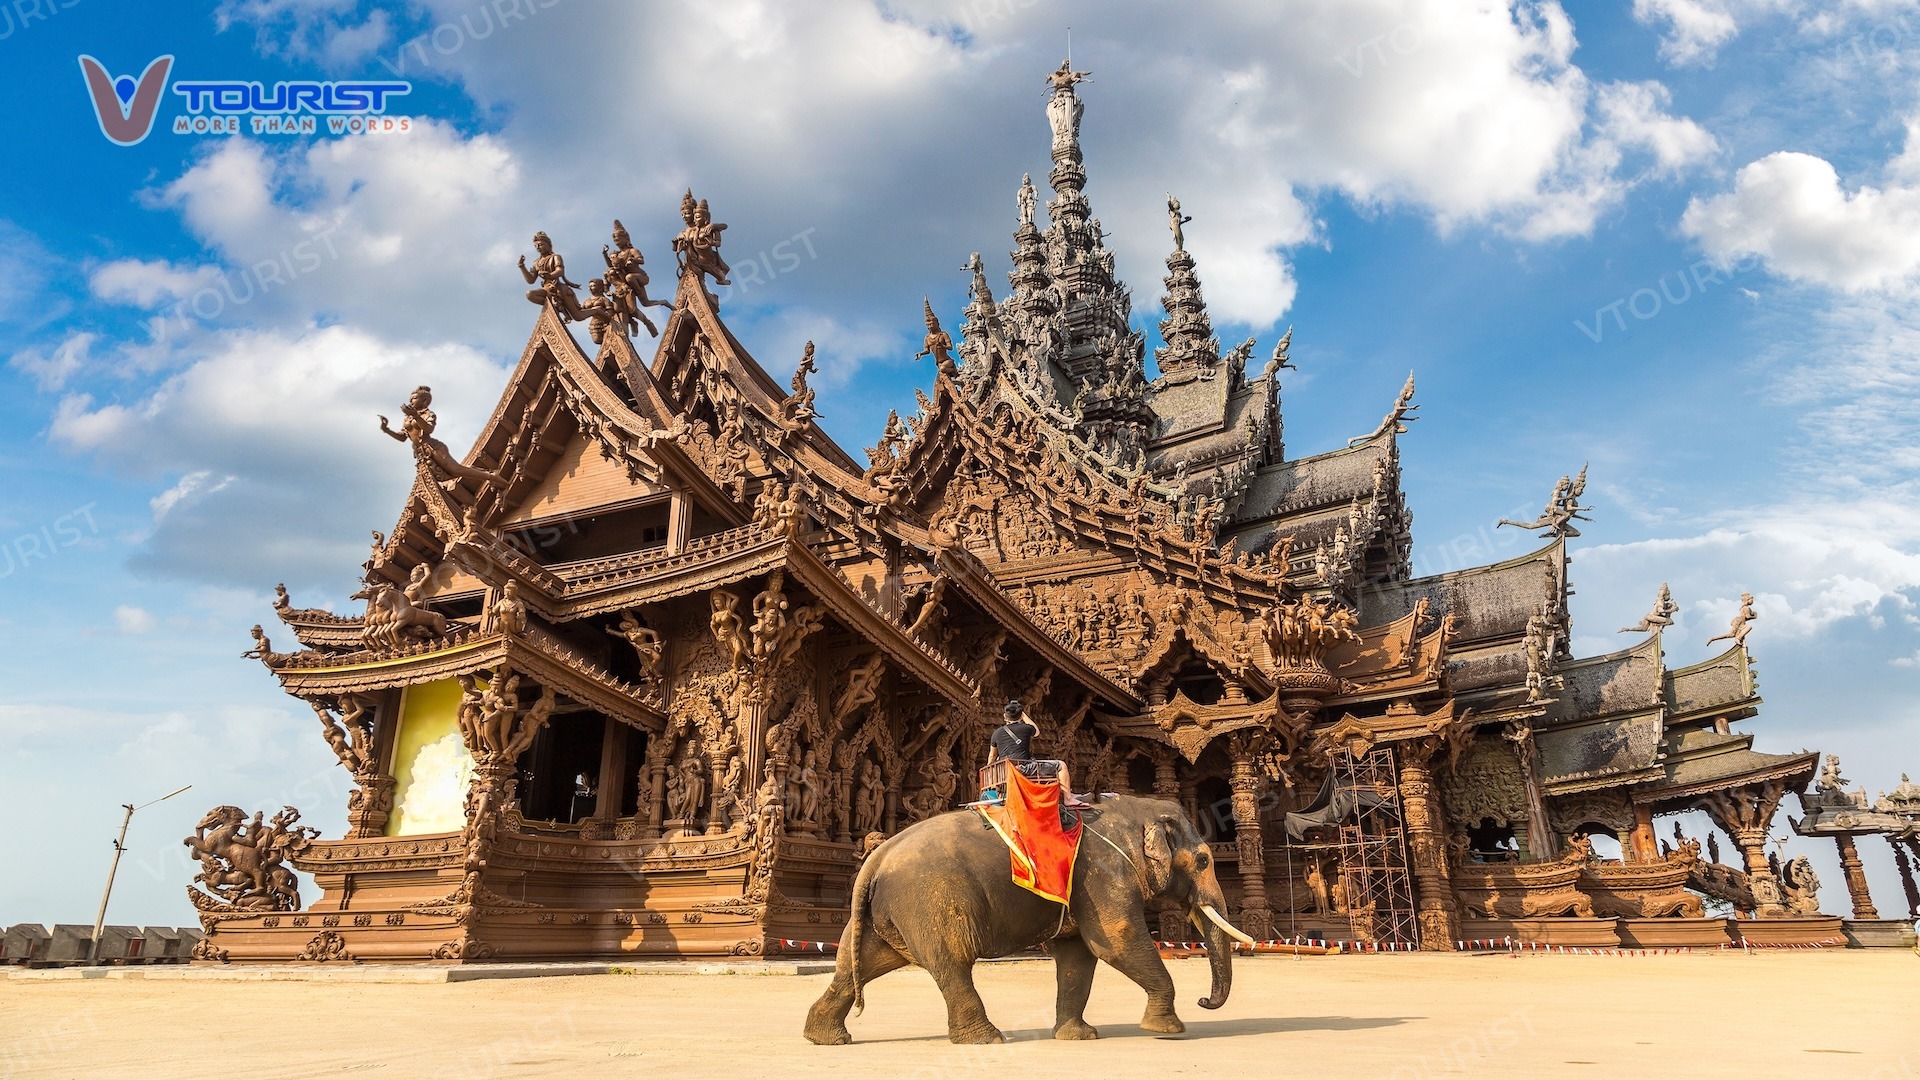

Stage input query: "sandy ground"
[{"left": 2, "top": 952, "right": 1915, "bottom": 1080}]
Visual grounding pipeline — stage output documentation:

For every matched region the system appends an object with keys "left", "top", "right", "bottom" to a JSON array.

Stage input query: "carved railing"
[{"left": 553, "top": 524, "right": 776, "bottom": 596}]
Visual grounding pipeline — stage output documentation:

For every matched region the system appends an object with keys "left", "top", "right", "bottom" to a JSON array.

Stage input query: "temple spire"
[{"left": 1155, "top": 195, "right": 1219, "bottom": 379}]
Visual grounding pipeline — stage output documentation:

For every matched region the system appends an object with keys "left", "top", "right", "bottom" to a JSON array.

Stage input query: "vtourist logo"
[
  {"left": 78, "top": 54, "right": 413, "bottom": 144},
  {"left": 77, "top": 55, "right": 173, "bottom": 146}
]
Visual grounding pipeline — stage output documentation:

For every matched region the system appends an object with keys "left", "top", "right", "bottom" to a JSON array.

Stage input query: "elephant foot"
[
  {"left": 803, "top": 1024, "right": 851, "bottom": 1046},
  {"left": 1053, "top": 1019, "right": 1100, "bottom": 1041},
  {"left": 949, "top": 1025, "right": 1005, "bottom": 1045},
  {"left": 1139, "top": 1012, "right": 1186, "bottom": 1035}
]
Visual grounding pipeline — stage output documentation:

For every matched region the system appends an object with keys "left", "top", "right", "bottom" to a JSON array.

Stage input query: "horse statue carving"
[
  {"left": 183, "top": 805, "right": 316, "bottom": 911},
  {"left": 352, "top": 581, "right": 450, "bottom": 650}
]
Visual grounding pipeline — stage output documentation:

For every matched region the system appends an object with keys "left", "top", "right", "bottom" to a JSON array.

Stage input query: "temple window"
[
  {"left": 1466, "top": 817, "right": 1518, "bottom": 862},
  {"left": 1574, "top": 823, "right": 1624, "bottom": 862}
]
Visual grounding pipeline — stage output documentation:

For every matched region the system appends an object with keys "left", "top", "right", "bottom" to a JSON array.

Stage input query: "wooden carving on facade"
[{"left": 184, "top": 806, "right": 316, "bottom": 912}]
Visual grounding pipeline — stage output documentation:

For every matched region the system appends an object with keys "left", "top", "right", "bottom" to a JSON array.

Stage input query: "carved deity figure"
[
  {"left": 781, "top": 341, "right": 819, "bottom": 431},
  {"left": 854, "top": 759, "right": 885, "bottom": 836},
  {"left": 241, "top": 624, "right": 274, "bottom": 661},
  {"left": 378, "top": 385, "right": 510, "bottom": 489},
  {"left": 915, "top": 299, "right": 957, "bottom": 377},
  {"left": 669, "top": 750, "right": 707, "bottom": 822},
  {"left": 1619, "top": 582, "right": 1679, "bottom": 635},
  {"left": 709, "top": 590, "right": 749, "bottom": 670},
  {"left": 1497, "top": 464, "right": 1589, "bottom": 538},
  {"left": 519, "top": 231, "right": 587, "bottom": 321},
  {"left": 1167, "top": 194, "right": 1191, "bottom": 251},
  {"left": 1017, "top": 174, "right": 1037, "bottom": 227},
  {"left": 579, "top": 277, "right": 632, "bottom": 344},
  {"left": 1044, "top": 60, "right": 1091, "bottom": 148},
  {"left": 673, "top": 190, "right": 730, "bottom": 291},
  {"left": 1705, "top": 591, "right": 1757, "bottom": 649},
  {"left": 607, "top": 610, "right": 665, "bottom": 681},
  {"left": 1816, "top": 753, "right": 1849, "bottom": 794},
  {"left": 603, "top": 218, "right": 669, "bottom": 334},
  {"left": 491, "top": 581, "right": 528, "bottom": 636}
]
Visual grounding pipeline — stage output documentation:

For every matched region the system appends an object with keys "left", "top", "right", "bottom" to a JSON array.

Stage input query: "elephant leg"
[
  {"left": 1082, "top": 922, "right": 1183, "bottom": 1034},
  {"left": 1050, "top": 935, "right": 1099, "bottom": 1040},
  {"left": 803, "top": 930, "right": 910, "bottom": 1045},
  {"left": 923, "top": 953, "right": 1003, "bottom": 1044}
]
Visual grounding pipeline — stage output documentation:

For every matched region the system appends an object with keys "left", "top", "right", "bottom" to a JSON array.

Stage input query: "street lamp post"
[{"left": 87, "top": 785, "right": 191, "bottom": 965}]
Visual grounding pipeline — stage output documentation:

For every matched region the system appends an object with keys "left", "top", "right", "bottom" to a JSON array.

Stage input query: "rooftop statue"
[
  {"left": 1350, "top": 372, "right": 1418, "bottom": 447},
  {"left": 1044, "top": 60, "right": 1089, "bottom": 150},
  {"left": 1619, "top": 582, "right": 1679, "bottom": 634},
  {"left": 1261, "top": 328, "right": 1296, "bottom": 380},
  {"left": 1705, "top": 591, "right": 1757, "bottom": 650},
  {"left": 1497, "top": 463, "right": 1590, "bottom": 538},
  {"left": 378, "top": 385, "right": 510, "bottom": 490},
  {"left": 1167, "top": 194, "right": 1191, "bottom": 251},
  {"left": 603, "top": 218, "right": 670, "bottom": 335},
  {"left": 673, "top": 190, "right": 731, "bottom": 295},
  {"left": 519, "top": 231, "right": 586, "bottom": 322},
  {"left": 915, "top": 299, "right": 957, "bottom": 377},
  {"left": 1017, "top": 174, "right": 1037, "bottom": 227}
]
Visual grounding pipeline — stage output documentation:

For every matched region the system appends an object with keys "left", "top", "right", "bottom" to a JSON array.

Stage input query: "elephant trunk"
[{"left": 1192, "top": 873, "right": 1237, "bottom": 1010}]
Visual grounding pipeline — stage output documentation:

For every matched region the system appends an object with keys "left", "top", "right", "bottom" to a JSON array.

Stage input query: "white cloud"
[
  {"left": 174, "top": 0, "right": 1714, "bottom": 340},
  {"left": 8, "top": 332, "right": 94, "bottom": 391},
  {"left": 48, "top": 324, "right": 506, "bottom": 586},
  {"left": 1682, "top": 147, "right": 1920, "bottom": 291},
  {"left": 113, "top": 605, "right": 157, "bottom": 635},
  {"left": 89, "top": 259, "right": 224, "bottom": 308},
  {"left": 1633, "top": 0, "right": 1744, "bottom": 65}
]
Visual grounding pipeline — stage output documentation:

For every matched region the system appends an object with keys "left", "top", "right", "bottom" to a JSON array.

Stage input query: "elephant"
[{"left": 804, "top": 794, "right": 1255, "bottom": 1045}]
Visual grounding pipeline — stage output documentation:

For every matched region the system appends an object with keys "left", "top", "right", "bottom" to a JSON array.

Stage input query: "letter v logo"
[{"left": 78, "top": 55, "right": 174, "bottom": 146}]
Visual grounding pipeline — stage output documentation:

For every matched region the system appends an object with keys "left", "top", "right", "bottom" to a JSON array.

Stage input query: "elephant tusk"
[{"left": 1200, "top": 904, "right": 1257, "bottom": 947}]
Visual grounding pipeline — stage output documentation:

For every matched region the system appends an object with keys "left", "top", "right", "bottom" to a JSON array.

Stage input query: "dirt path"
[{"left": 3, "top": 953, "right": 1914, "bottom": 1079}]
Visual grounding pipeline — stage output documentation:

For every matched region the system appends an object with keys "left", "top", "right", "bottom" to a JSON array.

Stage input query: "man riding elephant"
[{"left": 804, "top": 793, "right": 1254, "bottom": 1045}]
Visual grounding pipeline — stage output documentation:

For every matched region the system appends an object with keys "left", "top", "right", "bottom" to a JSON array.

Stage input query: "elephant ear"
[{"left": 1143, "top": 816, "right": 1176, "bottom": 894}]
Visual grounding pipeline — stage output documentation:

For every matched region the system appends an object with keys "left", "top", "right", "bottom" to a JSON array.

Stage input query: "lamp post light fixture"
[{"left": 87, "top": 784, "right": 192, "bottom": 965}]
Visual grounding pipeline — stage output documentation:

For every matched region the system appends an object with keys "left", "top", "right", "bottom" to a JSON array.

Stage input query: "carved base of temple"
[
  {"left": 1839, "top": 919, "right": 1918, "bottom": 949},
  {"left": 1731, "top": 916, "right": 1845, "bottom": 947},
  {"left": 1458, "top": 917, "right": 1622, "bottom": 947},
  {"left": 1614, "top": 917, "right": 1736, "bottom": 949},
  {"left": 193, "top": 831, "right": 858, "bottom": 963}
]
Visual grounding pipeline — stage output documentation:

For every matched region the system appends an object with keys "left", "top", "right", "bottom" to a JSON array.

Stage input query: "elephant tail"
[{"left": 848, "top": 841, "right": 883, "bottom": 1016}]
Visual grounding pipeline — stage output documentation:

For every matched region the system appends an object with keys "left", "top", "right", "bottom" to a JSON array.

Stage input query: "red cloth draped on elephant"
[{"left": 979, "top": 768, "right": 1082, "bottom": 904}]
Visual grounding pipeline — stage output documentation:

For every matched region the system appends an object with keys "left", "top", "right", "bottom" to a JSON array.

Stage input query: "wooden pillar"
[
  {"left": 1628, "top": 802, "right": 1658, "bottom": 864},
  {"left": 1834, "top": 834, "right": 1879, "bottom": 920},
  {"left": 1892, "top": 839, "right": 1920, "bottom": 918},
  {"left": 1702, "top": 783, "right": 1789, "bottom": 918},
  {"left": 1503, "top": 722, "right": 1556, "bottom": 860},
  {"left": 1227, "top": 734, "right": 1272, "bottom": 938},
  {"left": 666, "top": 490, "right": 691, "bottom": 554},
  {"left": 594, "top": 722, "right": 626, "bottom": 821},
  {"left": 646, "top": 751, "right": 668, "bottom": 839},
  {"left": 1398, "top": 738, "right": 1458, "bottom": 951}
]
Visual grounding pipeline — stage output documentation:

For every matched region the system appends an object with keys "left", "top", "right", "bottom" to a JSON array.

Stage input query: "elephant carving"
[{"left": 804, "top": 794, "right": 1254, "bottom": 1045}]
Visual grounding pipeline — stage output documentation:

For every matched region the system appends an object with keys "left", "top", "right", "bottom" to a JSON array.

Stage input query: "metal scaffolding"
[{"left": 1331, "top": 745, "right": 1420, "bottom": 948}]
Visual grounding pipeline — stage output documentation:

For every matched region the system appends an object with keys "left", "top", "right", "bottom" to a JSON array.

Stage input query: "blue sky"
[{"left": 2, "top": 0, "right": 1917, "bottom": 927}]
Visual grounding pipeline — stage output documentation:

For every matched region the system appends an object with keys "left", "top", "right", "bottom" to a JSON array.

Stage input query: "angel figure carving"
[
  {"left": 1619, "top": 582, "right": 1679, "bottom": 635},
  {"left": 519, "top": 231, "right": 587, "bottom": 321},
  {"left": 607, "top": 610, "right": 665, "bottom": 681},
  {"left": 378, "top": 385, "right": 510, "bottom": 490},
  {"left": 1496, "top": 464, "right": 1589, "bottom": 538},
  {"left": 1705, "top": 592, "right": 1757, "bottom": 649}
]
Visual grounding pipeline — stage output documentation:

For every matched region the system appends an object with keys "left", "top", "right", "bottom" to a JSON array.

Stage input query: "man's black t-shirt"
[{"left": 990, "top": 718, "right": 1037, "bottom": 762}]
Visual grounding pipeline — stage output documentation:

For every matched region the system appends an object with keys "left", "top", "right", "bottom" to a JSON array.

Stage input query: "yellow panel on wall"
[{"left": 385, "top": 678, "right": 474, "bottom": 836}]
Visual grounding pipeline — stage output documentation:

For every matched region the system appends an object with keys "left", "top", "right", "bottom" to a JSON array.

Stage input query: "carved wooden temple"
[{"left": 191, "top": 65, "right": 1874, "bottom": 962}]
